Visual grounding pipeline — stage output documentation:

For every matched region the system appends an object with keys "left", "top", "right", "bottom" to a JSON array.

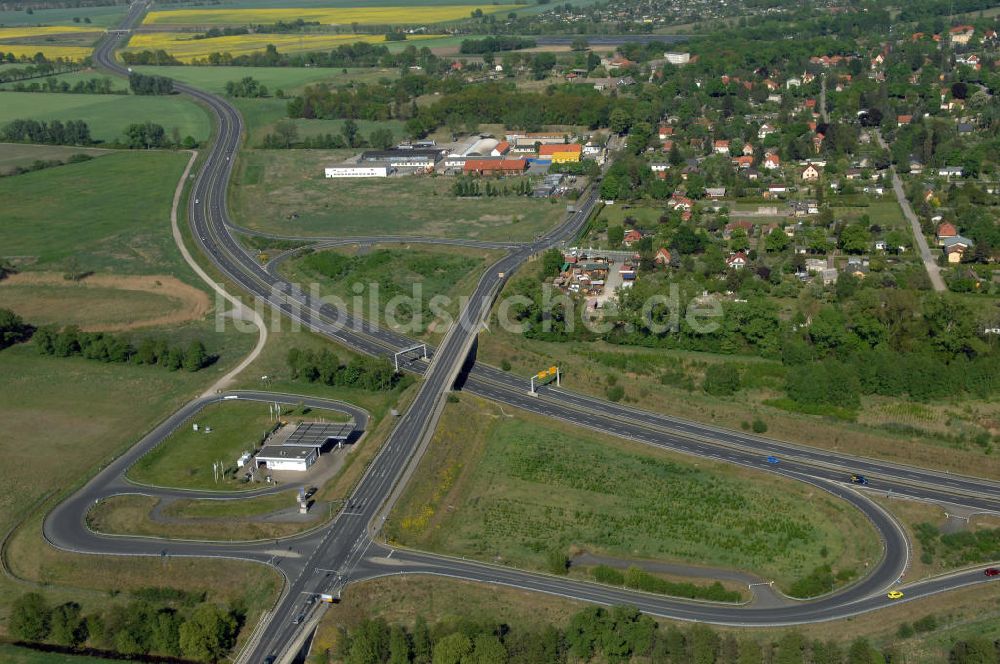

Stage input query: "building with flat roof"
[
  {"left": 463, "top": 158, "right": 528, "bottom": 176},
  {"left": 325, "top": 164, "right": 391, "bottom": 178},
  {"left": 253, "top": 421, "right": 355, "bottom": 472},
  {"left": 538, "top": 143, "right": 582, "bottom": 163},
  {"left": 255, "top": 445, "right": 318, "bottom": 472},
  {"left": 359, "top": 148, "right": 444, "bottom": 168}
]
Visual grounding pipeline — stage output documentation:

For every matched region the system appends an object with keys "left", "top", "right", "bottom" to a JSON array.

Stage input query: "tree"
[
  {"left": 542, "top": 248, "right": 564, "bottom": 278},
  {"left": 183, "top": 340, "right": 208, "bottom": 372},
  {"left": 609, "top": 107, "right": 632, "bottom": 134},
  {"left": 432, "top": 632, "right": 472, "bottom": 664},
  {"left": 839, "top": 223, "right": 871, "bottom": 254},
  {"left": 342, "top": 118, "right": 359, "bottom": 148},
  {"left": 0, "top": 307, "right": 32, "bottom": 350},
  {"left": 466, "top": 634, "right": 508, "bottom": 664},
  {"left": 369, "top": 127, "right": 395, "bottom": 150},
  {"left": 608, "top": 225, "right": 625, "bottom": 248},
  {"left": 729, "top": 228, "right": 750, "bottom": 252},
  {"left": 273, "top": 119, "right": 299, "bottom": 148},
  {"left": 8, "top": 593, "right": 51, "bottom": 642},
  {"left": 766, "top": 228, "right": 790, "bottom": 252},
  {"left": 387, "top": 624, "right": 411, "bottom": 664},
  {"left": 178, "top": 603, "right": 237, "bottom": 663},
  {"left": 570, "top": 36, "right": 589, "bottom": 51},
  {"left": 49, "top": 602, "right": 87, "bottom": 647}
]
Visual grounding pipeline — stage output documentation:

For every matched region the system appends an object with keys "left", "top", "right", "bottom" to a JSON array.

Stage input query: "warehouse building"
[
  {"left": 324, "top": 164, "right": 392, "bottom": 178},
  {"left": 359, "top": 148, "right": 444, "bottom": 169},
  {"left": 463, "top": 158, "right": 529, "bottom": 176},
  {"left": 538, "top": 143, "right": 582, "bottom": 163}
]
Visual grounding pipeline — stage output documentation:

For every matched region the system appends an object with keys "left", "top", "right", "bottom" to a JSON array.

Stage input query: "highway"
[{"left": 49, "top": 6, "right": 1000, "bottom": 661}]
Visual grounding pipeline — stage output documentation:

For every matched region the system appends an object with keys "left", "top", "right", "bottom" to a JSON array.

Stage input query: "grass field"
[
  {"left": 127, "top": 400, "right": 349, "bottom": 490},
  {"left": 87, "top": 494, "right": 319, "bottom": 540},
  {"left": 0, "top": 5, "right": 125, "bottom": 28},
  {"left": 143, "top": 5, "right": 520, "bottom": 27},
  {"left": 281, "top": 245, "right": 490, "bottom": 341},
  {"left": 132, "top": 64, "right": 397, "bottom": 95},
  {"left": 0, "top": 91, "right": 211, "bottom": 142},
  {"left": 234, "top": 96, "right": 406, "bottom": 146},
  {"left": 126, "top": 31, "right": 437, "bottom": 62},
  {"left": 0, "top": 644, "right": 127, "bottom": 664},
  {"left": 387, "top": 396, "right": 880, "bottom": 593},
  {"left": 231, "top": 150, "right": 570, "bottom": 241},
  {"left": 0, "top": 26, "right": 103, "bottom": 39},
  {"left": 0, "top": 142, "right": 110, "bottom": 172},
  {"left": 0, "top": 151, "right": 197, "bottom": 275}
]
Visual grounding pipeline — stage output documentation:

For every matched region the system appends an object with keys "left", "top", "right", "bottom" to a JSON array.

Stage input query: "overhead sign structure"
[{"left": 530, "top": 366, "right": 560, "bottom": 395}]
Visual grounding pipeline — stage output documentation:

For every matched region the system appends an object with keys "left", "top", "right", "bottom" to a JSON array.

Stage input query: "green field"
[
  {"left": 232, "top": 149, "right": 570, "bottom": 241},
  {"left": 0, "top": 150, "right": 193, "bottom": 274},
  {"left": 0, "top": 644, "right": 127, "bottom": 664},
  {"left": 232, "top": 96, "right": 406, "bottom": 146},
  {"left": 388, "top": 397, "right": 880, "bottom": 593},
  {"left": 0, "top": 141, "right": 110, "bottom": 173},
  {"left": 281, "top": 246, "right": 488, "bottom": 340},
  {"left": 0, "top": 91, "right": 211, "bottom": 142},
  {"left": 127, "top": 400, "right": 349, "bottom": 491},
  {"left": 0, "top": 5, "right": 125, "bottom": 27},
  {"left": 133, "top": 64, "right": 397, "bottom": 96}
]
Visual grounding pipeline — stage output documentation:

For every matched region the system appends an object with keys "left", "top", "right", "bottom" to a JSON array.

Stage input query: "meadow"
[
  {"left": 127, "top": 400, "right": 348, "bottom": 490},
  {"left": 0, "top": 91, "right": 211, "bottom": 142},
  {"left": 142, "top": 5, "right": 521, "bottom": 27},
  {"left": 126, "top": 31, "right": 436, "bottom": 62},
  {"left": 387, "top": 397, "right": 880, "bottom": 593},
  {"left": 132, "top": 64, "right": 397, "bottom": 94},
  {"left": 0, "top": 69, "right": 127, "bottom": 91},
  {"left": 0, "top": 5, "right": 125, "bottom": 27},
  {"left": 231, "top": 150, "right": 570, "bottom": 241},
  {"left": 234, "top": 96, "right": 405, "bottom": 146},
  {"left": 0, "top": 142, "right": 110, "bottom": 173},
  {"left": 281, "top": 246, "right": 489, "bottom": 341},
  {"left": 0, "top": 151, "right": 195, "bottom": 275}
]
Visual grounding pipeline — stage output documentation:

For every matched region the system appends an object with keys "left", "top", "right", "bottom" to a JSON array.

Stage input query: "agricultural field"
[
  {"left": 0, "top": 5, "right": 125, "bottom": 28},
  {"left": 0, "top": 644, "right": 130, "bottom": 664},
  {"left": 125, "top": 31, "right": 438, "bottom": 62},
  {"left": 0, "top": 69, "right": 127, "bottom": 91},
  {"left": 0, "top": 151, "right": 196, "bottom": 276},
  {"left": 386, "top": 396, "right": 880, "bottom": 594},
  {"left": 127, "top": 400, "right": 349, "bottom": 491},
  {"left": 0, "top": 142, "right": 110, "bottom": 173},
  {"left": 142, "top": 5, "right": 521, "bottom": 27},
  {"left": 0, "top": 43, "right": 93, "bottom": 60},
  {"left": 0, "top": 91, "right": 212, "bottom": 142},
  {"left": 280, "top": 245, "right": 492, "bottom": 341},
  {"left": 231, "top": 150, "right": 571, "bottom": 241},
  {"left": 132, "top": 64, "right": 397, "bottom": 95},
  {"left": 0, "top": 26, "right": 103, "bottom": 40},
  {"left": 234, "top": 96, "right": 406, "bottom": 146}
]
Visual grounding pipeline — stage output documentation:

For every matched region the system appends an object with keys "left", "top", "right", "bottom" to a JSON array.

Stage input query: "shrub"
[
  {"left": 789, "top": 565, "right": 834, "bottom": 598},
  {"left": 913, "top": 614, "right": 937, "bottom": 633},
  {"left": 703, "top": 363, "right": 741, "bottom": 396},
  {"left": 546, "top": 550, "right": 569, "bottom": 575},
  {"left": 751, "top": 417, "right": 768, "bottom": 433},
  {"left": 606, "top": 385, "right": 625, "bottom": 402},
  {"left": 592, "top": 565, "right": 625, "bottom": 586}
]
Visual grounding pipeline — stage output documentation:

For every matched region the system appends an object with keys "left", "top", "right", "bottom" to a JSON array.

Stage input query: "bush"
[
  {"left": 546, "top": 550, "right": 569, "bottom": 575},
  {"left": 500, "top": 359, "right": 512, "bottom": 371},
  {"left": 8, "top": 593, "right": 51, "bottom": 641},
  {"left": 913, "top": 614, "right": 937, "bottom": 633},
  {"left": 606, "top": 385, "right": 625, "bottom": 402},
  {"left": 703, "top": 363, "right": 741, "bottom": 396},
  {"left": 897, "top": 622, "right": 914, "bottom": 638},
  {"left": 592, "top": 564, "right": 625, "bottom": 585},
  {"left": 789, "top": 565, "right": 834, "bottom": 598},
  {"left": 751, "top": 417, "right": 768, "bottom": 433}
]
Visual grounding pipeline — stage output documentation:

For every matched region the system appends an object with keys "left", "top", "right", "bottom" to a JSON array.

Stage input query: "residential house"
[
  {"left": 491, "top": 141, "right": 511, "bottom": 157},
  {"left": 658, "top": 125, "right": 675, "bottom": 140},
  {"left": 654, "top": 247, "right": 673, "bottom": 266},
  {"left": 897, "top": 115, "right": 913, "bottom": 127},
  {"left": 733, "top": 155, "right": 755, "bottom": 169},
  {"left": 758, "top": 123, "right": 777, "bottom": 140},
  {"left": 949, "top": 25, "right": 975, "bottom": 45},
  {"left": 622, "top": 229, "right": 644, "bottom": 247},
  {"left": 763, "top": 154, "right": 781, "bottom": 170},
  {"left": 706, "top": 187, "right": 727, "bottom": 199},
  {"left": 726, "top": 252, "right": 749, "bottom": 269},
  {"left": 938, "top": 166, "right": 964, "bottom": 178},
  {"left": 801, "top": 164, "right": 822, "bottom": 181},
  {"left": 943, "top": 235, "right": 973, "bottom": 263},
  {"left": 713, "top": 140, "right": 731, "bottom": 155},
  {"left": 936, "top": 222, "right": 958, "bottom": 245}
]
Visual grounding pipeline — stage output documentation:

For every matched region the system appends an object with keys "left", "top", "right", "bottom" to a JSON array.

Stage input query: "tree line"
[
  {"left": 4, "top": 75, "right": 122, "bottom": 94},
  {"left": 7, "top": 590, "right": 241, "bottom": 663},
  {"left": 1, "top": 119, "right": 94, "bottom": 145},
  {"left": 287, "top": 347, "right": 403, "bottom": 391},
  {"left": 459, "top": 36, "right": 536, "bottom": 54},
  {"left": 323, "top": 605, "right": 950, "bottom": 664},
  {"left": 0, "top": 152, "right": 94, "bottom": 179},
  {"left": 225, "top": 75, "right": 268, "bottom": 98},
  {"left": 128, "top": 72, "right": 174, "bottom": 95},
  {"left": 33, "top": 325, "right": 214, "bottom": 372},
  {"left": 452, "top": 176, "right": 535, "bottom": 197},
  {"left": 0, "top": 61, "right": 82, "bottom": 84}
]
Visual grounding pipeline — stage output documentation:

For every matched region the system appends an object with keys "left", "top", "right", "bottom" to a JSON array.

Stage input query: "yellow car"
[{"left": 887, "top": 590, "right": 904, "bottom": 599}]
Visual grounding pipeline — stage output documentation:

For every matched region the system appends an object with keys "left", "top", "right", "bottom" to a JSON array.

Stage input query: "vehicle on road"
[
  {"left": 292, "top": 614, "right": 304, "bottom": 624},
  {"left": 986, "top": 568, "right": 1000, "bottom": 577},
  {"left": 320, "top": 593, "right": 339, "bottom": 603},
  {"left": 850, "top": 474, "right": 869, "bottom": 485},
  {"left": 766, "top": 456, "right": 779, "bottom": 464},
  {"left": 887, "top": 590, "right": 904, "bottom": 599},
  {"left": 263, "top": 657, "right": 276, "bottom": 664}
]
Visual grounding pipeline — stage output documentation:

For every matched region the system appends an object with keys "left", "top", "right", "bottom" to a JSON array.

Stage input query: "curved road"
[{"left": 54, "top": 6, "right": 1000, "bottom": 661}]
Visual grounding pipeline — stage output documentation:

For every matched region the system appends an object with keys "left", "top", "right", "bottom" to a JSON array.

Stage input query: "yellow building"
[{"left": 538, "top": 143, "right": 583, "bottom": 163}]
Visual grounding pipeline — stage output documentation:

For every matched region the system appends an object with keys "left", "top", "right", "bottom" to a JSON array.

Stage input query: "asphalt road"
[{"left": 60, "top": 7, "right": 1000, "bottom": 661}]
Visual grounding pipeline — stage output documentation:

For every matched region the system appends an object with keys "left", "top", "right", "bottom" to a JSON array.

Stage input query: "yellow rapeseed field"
[
  {"left": 126, "top": 31, "right": 437, "bottom": 62},
  {"left": 143, "top": 5, "right": 520, "bottom": 27},
  {"left": 0, "top": 26, "right": 103, "bottom": 40},
  {"left": 0, "top": 44, "right": 94, "bottom": 61}
]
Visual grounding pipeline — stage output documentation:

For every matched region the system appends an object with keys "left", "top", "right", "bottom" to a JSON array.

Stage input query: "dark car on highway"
[
  {"left": 850, "top": 474, "right": 869, "bottom": 485},
  {"left": 986, "top": 568, "right": 1000, "bottom": 577}
]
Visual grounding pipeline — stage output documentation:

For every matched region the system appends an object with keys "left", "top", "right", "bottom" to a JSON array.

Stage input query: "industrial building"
[
  {"left": 537, "top": 143, "right": 582, "bottom": 163},
  {"left": 324, "top": 164, "right": 391, "bottom": 178},
  {"left": 359, "top": 148, "right": 444, "bottom": 169},
  {"left": 463, "top": 158, "right": 529, "bottom": 176},
  {"left": 253, "top": 421, "right": 355, "bottom": 472}
]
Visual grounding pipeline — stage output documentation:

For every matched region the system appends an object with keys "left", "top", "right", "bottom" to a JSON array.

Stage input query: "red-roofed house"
[
  {"left": 763, "top": 153, "right": 781, "bottom": 170},
  {"left": 491, "top": 141, "right": 511, "bottom": 157},
  {"left": 897, "top": 115, "right": 913, "bottom": 127},
  {"left": 936, "top": 222, "right": 958, "bottom": 245},
  {"left": 655, "top": 247, "right": 672, "bottom": 266},
  {"left": 537, "top": 143, "right": 583, "bottom": 163},
  {"left": 658, "top": 125, "right": 675, "bottom": 140},
  {"left": 726, "top": 252, "right": 748, "bottom": 269},
  {"left": 950, "top": 25, "right": 975, "bottom": 45},
  {"left": 713, "top": 140, "right": 731, "bottom": 155},
  {"left": 733, "top": 155, "right": 754, "bottom": 169},
  {"left": 623, "top": 229, "right": 644, "bottom": 247}
]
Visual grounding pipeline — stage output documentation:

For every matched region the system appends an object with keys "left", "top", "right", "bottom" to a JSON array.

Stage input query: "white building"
[
  {"left": 664, "top": 52, "right": 691, "bottom": 65},
  {"left": 325, "top": 164, "right": 390, "bottom": 178},
  {"left": 255, "top": 445, "right": 318, "bottom": 472}
]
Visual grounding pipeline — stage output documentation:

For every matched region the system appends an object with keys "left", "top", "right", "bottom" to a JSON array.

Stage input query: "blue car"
[
  {"left": 850, "top": 474, "right": 869, "bottom": 485},
  {"left": 766, "top": 456, "right": 779, "bottom": 464}
]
